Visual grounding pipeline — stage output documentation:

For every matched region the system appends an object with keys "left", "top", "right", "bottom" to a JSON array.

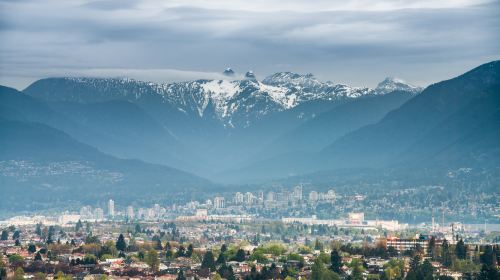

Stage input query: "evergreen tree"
[
  {"left": 218, "top": 263, "right": 236, "bottom": 280},
  {"left": 410, "top": 254, "right": 421, "bottom": 271},
  {"left": 480, "top": 246, "right": 497, "bottom": 267},
  {"left": 15, "top": 239, "right": 20, "bottom": 246},
  {"left": 35, "top": 223, "right": 42, "bottom": 236},
  {"left": 478, "top": 264, "right": 499, "bottom": 280},
  {"left": 12, "top": 230, "right": 20, "bottom": 240},
  {"left": 330, "top": 249, "right": 342, "bottom": 274},
  {"left": 35, "top": 252, "right": 43, "bottom": 261},
  {"left": 201, "top": 251, "right": 216, "bottom": 271},
  {"left": 166, "top": 249, "right": 174, "bottom": 260},
  {"left": 441, "top": 239, "right": 452, "bottom": 267},
  {"left": 186, "top": 244, "right": 194, "bottom": 257},
  {"left": 116, "top": 234, "right": 127, "bottom": 252},
  {"left": 28, "top": 244, "right": 37, "bottom": 254},
  {"left": 176, "top": 245, "right": 186, "bottom": 258},
  {"left": 428, "top": 236, "right": 436, "bottom": 260},
  {"left": 455, "top": 239, "right": 467, "bottom": 260},
  {"left": 216, "top": 251, "right": 226, "bottom": 264},
  {"left": 176, "top": 270, "right": 186, "bottom": 280},
  {"left": 0, "top": 230, "right": 8, "bottom": 240},
  {"left": 155, "top": 239, "right": 163, "bottom": 251},
  {"left": 419, "top": 259, "right": 434, "bottom": 280},
  {"left": 46, "top": 232, "right": 54, "bottom": 244},
  {"left": 233, "top": 249, "right": 246, "bottom": 262},
  {"left": 75, "top": 220, "right": 83, "bottom": 232}
]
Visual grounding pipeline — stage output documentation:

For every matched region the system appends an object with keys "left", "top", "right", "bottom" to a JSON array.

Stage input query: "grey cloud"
[{"left": 0, "top": 0, "right": 499, "bottom": 89}]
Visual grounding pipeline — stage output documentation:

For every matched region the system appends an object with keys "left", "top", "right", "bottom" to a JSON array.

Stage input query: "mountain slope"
[
  {"left": 1, "top": 86, "right": 194, "bottom": 170},
  {"left": 23, "top": 74, "right": 420, "bottom": 175},
  {"left": 0, "top": 117, "right": 211, "bottom": 210},
  {"left": 255, "top": 91, "right": 415, "bottom": 159},
  {"left": 321, "top": 60, "right": 500, "bottom": 169}
]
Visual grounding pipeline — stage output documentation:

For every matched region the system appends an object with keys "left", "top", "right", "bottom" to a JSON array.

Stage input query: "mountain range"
[{"left": 1, "top": 61, "right": 498, "bottom": 208}]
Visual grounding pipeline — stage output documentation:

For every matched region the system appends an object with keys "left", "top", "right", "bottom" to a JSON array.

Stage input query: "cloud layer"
[{"left": 0, "top": 0, "right": 499, "bottom": 89}]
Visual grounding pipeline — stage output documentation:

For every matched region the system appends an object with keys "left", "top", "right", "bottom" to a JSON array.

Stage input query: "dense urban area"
[{"left": 1, "top": 187, "right": 499, "bottom": 280}]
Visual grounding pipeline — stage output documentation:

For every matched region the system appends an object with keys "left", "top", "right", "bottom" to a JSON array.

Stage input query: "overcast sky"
[{"left": 1, "top": 0, "right": 499, "bottom": 90}]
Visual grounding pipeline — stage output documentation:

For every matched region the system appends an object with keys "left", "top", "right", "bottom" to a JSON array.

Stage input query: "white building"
[
  {"left": 348, "top": 212, "right": 365, "bottom": 224},
  {"left": 244, "top": 192, "right": 254, "bottom": 205},
  {"left": 126, "top": 206, "right": 135, "bottom": 219},
  {"left": 108, "top": 199, "right": 115, "bottom": 218},
  {"left": 58, "top": 214, "right": 81, "bottom": 225},
  {"left": 309, "top": 191, "right": 319, "bottom": 202},
  {"left": 293, "top": 185, "right": 303, "bottom": 201},
  {"left": 195, "top": 209, "right": 208, "bottom": 217},
  {"left": 214, "top": 197, "right": 225, "bottom": 209},
  {"left": 266, "top": 191, "right": 275, "bottom": 202},
  {"left": 234, "top": 192, "right": 244, "bottom": 204},
  {"left": 94, "top": 208, "right": 104, "bottom": 220}
]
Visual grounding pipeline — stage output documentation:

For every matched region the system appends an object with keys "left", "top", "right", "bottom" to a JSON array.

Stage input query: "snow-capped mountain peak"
[
  {"left": 27, "top": 73, "right": 422, "bottom": 129},
  {"left": 375, "top": 77, "right": 422, "bottom": 94}
]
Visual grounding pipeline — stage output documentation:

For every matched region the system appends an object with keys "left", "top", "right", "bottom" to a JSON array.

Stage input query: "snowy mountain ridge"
[{"left": 34, "top": 73, "right": 421, "bottom": 128}]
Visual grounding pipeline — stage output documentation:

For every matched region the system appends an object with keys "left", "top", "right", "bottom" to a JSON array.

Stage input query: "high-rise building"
[
  {"left": 80, "top": 206, "right": 93, "bottom": 219},
  {"left": 153, "top": 204, "right": 161, "bottom": 218},
  {"left": 214, "top": 196, "right": 225, "bottom": 209},
  {"left": 108, "top": 199, "right": 115, "bottom": 218},
  {"left": 293, "top": 185, "right": 303, "bottom": 201},
  {"left": 126, "top": 206, "right": 135, "bottom": 219},
  {"left": 234, "top": 192, "right": 244, "bottom": 204},
  {"left": 309, "top": 191, "right": 318, "bottom": 202},
  {"left": 94, "top": 208, "right": 104, "bottom": 220},
  {"left": 244, "top": 192, "right": 254, "bottom": 205},
  {"left": 266, "top": 191, "right": 275, "bottom": 202}
]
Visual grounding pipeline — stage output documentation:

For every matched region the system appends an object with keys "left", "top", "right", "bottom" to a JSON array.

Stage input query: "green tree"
[
  {"left": 13, "top": 267, "right": 24, "bottom": 280},
  {"left": 116, "top": 234, "right": 127, "bottom": 252},
  {"left": 186, "top": 244, "right": 194, "bottom": 257},
  {"left": 330, "top": 249, "right": 342, "bottom": 274},
  {"left": 201, "top": 250, "right": 216, "bottom": 271},
  {"left": 35, "top": 223, "right": 42, "bottom": 236},
  {"left": 35, "top": 252, "right": 43, "bottom": 261},
  {"left": 480, "top": 246, "right": 497, "bottom": 267},
  {"left": 419, "top": 259, "right": 434, "bottom": 280},
  {"left": 28, "top": 244, "right": 37, "bottom": 253},
  {"left": 0, "top": 230, "right": 7, "bottom": 240},
  {"left": 441, "top": 239, "right": 452, "bottom": 267},
  {"left": 233, "top": 249, "right": 246, "bottom": 262},
  {"left": 145, "top": 249, "right": 160, "bottom": 272},
  {"left": 216, "top": 251, "right": 226, "bottom": 264},
  {"left": 175, "top": 245, "right": 186, "bottom": 258},
  {"left": 478, "top": 264, "right": 499, "bottom": 280},
  {"left": 312, "top": 259, "right": 340, "bottom": 280},
  {"left": 12, "top": 230, "right": 20, "bottom": 240},
  {"left": 176, "top": 270, "right": 186, "bottom": 280},
  {"left": 34, "top": 272, "right": 47, "bottom": 280},
  {"left": 8, "top": 254, "right": 24, "bottom": 268},
  {"left": 349, "top": 258, "right": 364, "bottom": 280},
  {"left": 455, "top": 239, "right": 467, "bottom": 260},
  {"left": 155, "top": 239, "right": 163, "bottom": 250}
]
